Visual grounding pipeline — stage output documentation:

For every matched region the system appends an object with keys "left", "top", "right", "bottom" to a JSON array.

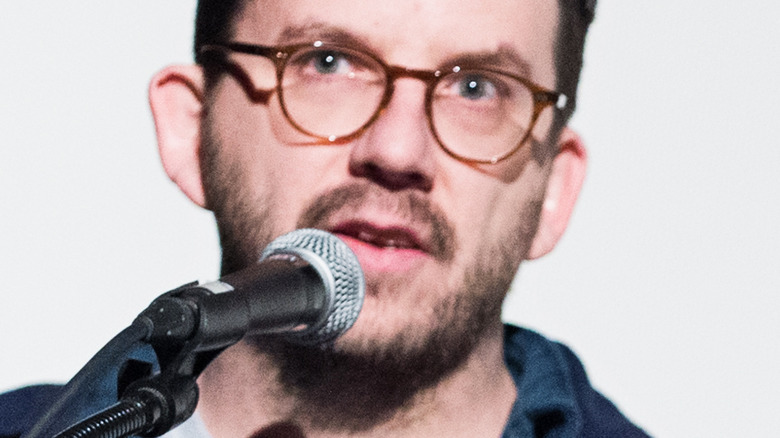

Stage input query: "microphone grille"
[{"left": 260, "top": 228, "right": 365, "bottom": 345}]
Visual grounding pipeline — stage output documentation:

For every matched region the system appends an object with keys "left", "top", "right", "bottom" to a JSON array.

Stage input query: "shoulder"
[
  {"left": 553, "top": 342, "right": 651, "bottom": 437},
  {"left": 503, "top": 325, "right": 651, "bottom": 437},
  {"left": 0, "top": 384, "right": 63, "bottom": 438}
]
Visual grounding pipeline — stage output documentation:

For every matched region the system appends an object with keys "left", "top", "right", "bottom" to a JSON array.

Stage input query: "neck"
[{"left": 196, "top": 322, "right": 516, "bottom": 438}]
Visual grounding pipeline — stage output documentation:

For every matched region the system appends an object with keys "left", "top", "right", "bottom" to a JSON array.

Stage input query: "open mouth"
[
  {"left": 331, "top": 222, "right": 425, "bottom": 252},
  {"left": 329, "top": 221, "right": 432, "bottom": 274}
]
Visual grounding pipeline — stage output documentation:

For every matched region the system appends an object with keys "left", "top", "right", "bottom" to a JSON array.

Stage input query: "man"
[{"left": 1, "top": 0, "right": 649, "bottom": 437}]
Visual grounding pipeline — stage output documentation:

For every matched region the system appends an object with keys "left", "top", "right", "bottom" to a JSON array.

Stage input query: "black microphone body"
[
  {"left": 135, "top": 228, "right": 365, "bottom": 352},
  {"left": 199, "top": 254, "right": 327, "bottom": 342}
]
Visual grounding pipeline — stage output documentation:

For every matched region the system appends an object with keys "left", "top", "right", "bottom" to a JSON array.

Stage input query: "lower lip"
[{"left": 336, "top": 234, "right": 428, "bottom": 273}]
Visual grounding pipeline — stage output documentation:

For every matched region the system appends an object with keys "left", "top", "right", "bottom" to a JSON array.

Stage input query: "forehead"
[{"left": 235, "top": 0, "right": 560, "bottom": 84}]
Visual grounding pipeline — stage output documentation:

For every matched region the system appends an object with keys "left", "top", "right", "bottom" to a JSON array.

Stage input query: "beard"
[
  {"left": 253, "top": 232, "right": 527, "bottom": 431},
  {"left": 200, "top": 131, "right": 543, "bottom": 431}
]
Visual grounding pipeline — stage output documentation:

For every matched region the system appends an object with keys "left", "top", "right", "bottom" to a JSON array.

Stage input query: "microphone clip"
[{"left": 52, "top": 281, "right": 232, "bottom": 438}]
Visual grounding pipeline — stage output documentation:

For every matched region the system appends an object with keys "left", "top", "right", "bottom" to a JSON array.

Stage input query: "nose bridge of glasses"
[
  {"left": 386, "top": 65, "right": 442, "bottom": 90},
  {"left": 377, "top": 65, "right": 442, "bottom": 119},
  {"left": 368, "top": 65, "right": 440, "bottom": 134}
]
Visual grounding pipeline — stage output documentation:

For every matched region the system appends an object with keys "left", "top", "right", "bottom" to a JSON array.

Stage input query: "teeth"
[
  {"left": 354, "top": 230, "right": 409, "bottom": 249},
  {"left": 358, "top": 230, "right": 375, "bottom": 243}
]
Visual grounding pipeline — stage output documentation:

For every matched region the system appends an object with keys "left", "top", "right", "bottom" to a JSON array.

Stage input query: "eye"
[
  {"left": 290, "top": 48, "right": 369, "bottom": 79},
  {"left": 458, "top": 74, "right": 498, "bottom": 100},
  {"left": 310, "top": 50, "right": 352, "bottom": 75},
  {"left": 437, "top": 70, "right": 510, "bottom": 103}
]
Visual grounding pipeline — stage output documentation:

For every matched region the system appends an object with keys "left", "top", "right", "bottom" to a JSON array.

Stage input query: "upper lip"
[{"left": 330, "top": 220, "right": 428, "bottom": 253}]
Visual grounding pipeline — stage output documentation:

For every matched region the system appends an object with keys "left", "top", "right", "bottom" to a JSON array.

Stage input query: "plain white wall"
[{"left": 1, "top": 2, "right": 778, "bottom": 436}]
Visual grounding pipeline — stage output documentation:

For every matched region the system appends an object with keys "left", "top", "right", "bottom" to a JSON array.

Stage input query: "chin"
[{"left": 333, "top": 273, "right": 444, "bottom": 347}]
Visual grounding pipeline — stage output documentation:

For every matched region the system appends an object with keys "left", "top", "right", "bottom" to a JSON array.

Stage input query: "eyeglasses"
[{"left": 199, "top": 41, "right": 567, "bottom": 164}]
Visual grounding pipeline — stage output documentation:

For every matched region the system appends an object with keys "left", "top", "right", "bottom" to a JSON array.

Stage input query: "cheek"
[
  {"left": 442, "top": 166, "right": 548, "bottom": 257},
  {"left": 209, "top": 114, "right": 354, "bottom": 235}
]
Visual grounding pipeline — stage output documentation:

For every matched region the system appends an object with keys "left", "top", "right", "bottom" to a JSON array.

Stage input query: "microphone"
[{"left": 135, "top": 228, "right": 365, "bottom": 350}]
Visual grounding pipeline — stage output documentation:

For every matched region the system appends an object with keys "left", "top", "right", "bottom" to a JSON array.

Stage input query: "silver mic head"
[{"left": 260, "top": 228, "right": 365, "bottom": 345}]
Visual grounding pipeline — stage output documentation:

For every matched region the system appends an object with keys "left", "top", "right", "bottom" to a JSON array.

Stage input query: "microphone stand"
[
  {"left": 24, "top": 282, "right": 239, "bottom": 438},
  {"left": 23, "top": 228, "right": 363, "bottom": 438}
]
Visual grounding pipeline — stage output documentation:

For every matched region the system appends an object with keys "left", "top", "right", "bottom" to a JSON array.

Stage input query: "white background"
[{"left": 1, "top": 2, "right": 778, "bottom": 436}]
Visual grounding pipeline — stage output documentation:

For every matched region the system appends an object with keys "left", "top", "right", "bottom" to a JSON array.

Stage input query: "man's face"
[{"left": 200, "top": 0, "right": 561, "bottom": 358}]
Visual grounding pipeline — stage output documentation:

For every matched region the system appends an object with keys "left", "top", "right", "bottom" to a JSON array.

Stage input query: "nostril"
[{"left": 350, "top": 162, "right": 433, "bottom": 192}]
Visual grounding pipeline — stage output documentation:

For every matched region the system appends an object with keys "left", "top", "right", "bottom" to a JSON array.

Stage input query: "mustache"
[{"left": 296, "top": 182, "right": 456, "bottom": 262}]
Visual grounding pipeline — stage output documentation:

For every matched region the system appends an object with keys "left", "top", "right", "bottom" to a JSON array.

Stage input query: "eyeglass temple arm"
[
  {"left": 198, "top": 44, "right": 277, "bottom": 104},
  {"left": 535, "top": 91, "right": 567, "bottom": 110}
]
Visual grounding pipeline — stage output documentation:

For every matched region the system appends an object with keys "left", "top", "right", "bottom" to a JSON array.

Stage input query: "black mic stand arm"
[{"left": 50, "top": 281, "right": 249, "bottom": 438}]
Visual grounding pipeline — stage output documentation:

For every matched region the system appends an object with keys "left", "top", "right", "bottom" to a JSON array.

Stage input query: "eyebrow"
[
  {"left": 440, "top": 45, "right": 533, "bottom": 78},
  {"left": 276, "top": 21, "right": 534, "bottom": 78},
  {"left": 278, "top": 22, "right": 371, "bottom": 49}
]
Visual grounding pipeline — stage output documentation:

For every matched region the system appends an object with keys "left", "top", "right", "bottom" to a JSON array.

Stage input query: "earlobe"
[
  {"left": 527, "top": 128, "right": 588, "bottom": 260},
  {"left": 149, "top": 65, "right": 207, "bottom": 208}
]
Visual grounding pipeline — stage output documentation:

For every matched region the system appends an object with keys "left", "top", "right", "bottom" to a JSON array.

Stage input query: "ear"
[
  {"left": 527, "top": 128, "right": 588, "bottom": 260},
  {"left": 149, "top": 65, "right": 207, "bottom": 208}
]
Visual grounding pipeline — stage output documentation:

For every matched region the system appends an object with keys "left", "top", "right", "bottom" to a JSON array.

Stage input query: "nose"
[{"left": 348, "top": 78, "right": 437, "bottom": 192}]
